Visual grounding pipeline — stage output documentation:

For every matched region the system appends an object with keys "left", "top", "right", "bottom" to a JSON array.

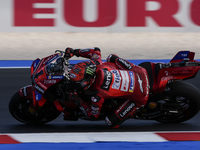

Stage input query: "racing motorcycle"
[{"left": 9, "top": 50, "right": 200, "bottom": 125}]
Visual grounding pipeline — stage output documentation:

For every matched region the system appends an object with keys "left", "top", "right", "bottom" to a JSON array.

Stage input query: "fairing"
[{"left": 30, "top": 53, "right": 66, "bottom": 106}]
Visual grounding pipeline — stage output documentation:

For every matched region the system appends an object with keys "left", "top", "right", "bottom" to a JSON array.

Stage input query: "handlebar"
[
  {"left": 55, "top": 49, "right": 71, "bottom": 60},
  {"left": 55, "top": 50, "right": 65, "bottom": 54}
]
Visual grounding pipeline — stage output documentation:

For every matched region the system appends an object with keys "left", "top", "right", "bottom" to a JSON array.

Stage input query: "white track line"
[{"left": 5, "top": 132, "right": 167, "bottom": 143}]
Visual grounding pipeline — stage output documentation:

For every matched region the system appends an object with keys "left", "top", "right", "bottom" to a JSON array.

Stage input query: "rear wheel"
[
  {"left": 9, "top": 92, "right": 61, "bottom": 124},
  {"left": 156, "top": 81, "right": 200, "bottom": 123}
]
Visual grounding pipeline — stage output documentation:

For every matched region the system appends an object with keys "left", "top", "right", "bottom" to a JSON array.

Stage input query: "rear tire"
[
  {"left": 9, "top": 92, "right": 61, "bottom": 124},
  {"left": 156, "top": 81, "right": 200, "bottom": 123}
]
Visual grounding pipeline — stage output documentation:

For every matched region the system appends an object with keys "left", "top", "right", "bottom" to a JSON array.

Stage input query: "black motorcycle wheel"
[
  {"left": 156, "top": 81, "right": 200, "bottom": 123},
  {"left": 9, "top": 92, "right": 61, "bottom": 124}
]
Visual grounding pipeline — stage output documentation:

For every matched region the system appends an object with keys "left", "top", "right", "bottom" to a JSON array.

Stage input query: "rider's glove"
[
  {"left": 64, "top": 47, "right": 74, "bottom": 58},
  {"left": 65, "top": 47, "right": 81, "bottom": 58},
  {"left": 73, "top": 49, "right": 80, "bottom": 57}
]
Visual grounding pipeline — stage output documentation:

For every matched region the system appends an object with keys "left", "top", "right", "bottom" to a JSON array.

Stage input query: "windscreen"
[{"left": 45, "top": 56, "right": 64, "bottom": 75}]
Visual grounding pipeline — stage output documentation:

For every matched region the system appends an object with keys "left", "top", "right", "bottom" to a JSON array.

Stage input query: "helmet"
[{"left": 69, "top": 61, "right": 96, "bottom": 91}]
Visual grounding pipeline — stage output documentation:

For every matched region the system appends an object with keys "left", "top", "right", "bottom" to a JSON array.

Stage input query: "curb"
[{"left": 1, "top": 132, "right": 200, "bottom": 144}]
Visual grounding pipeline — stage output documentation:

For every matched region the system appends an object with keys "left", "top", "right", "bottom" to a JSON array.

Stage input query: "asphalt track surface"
[{"left": 1, "top": 68, "right": 200, "bottom": 134}]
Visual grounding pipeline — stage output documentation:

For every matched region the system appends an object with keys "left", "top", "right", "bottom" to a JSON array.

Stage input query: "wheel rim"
[
  {"left": 157, "top": 95, "right": 197, "bottom": 123},
  {"left": 12, "top": 98, "right": 60, "bottom": 124}
]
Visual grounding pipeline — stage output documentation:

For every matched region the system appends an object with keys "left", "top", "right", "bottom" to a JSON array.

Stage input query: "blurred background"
[
  {"left": 0, "top": 0, "right": 200, "bottom": 60},
  {"left": 1, "top": 0, "right": 200, "bottom": 136}
]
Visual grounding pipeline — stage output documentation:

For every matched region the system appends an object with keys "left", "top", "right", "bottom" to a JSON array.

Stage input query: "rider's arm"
[
  {"left": 66, "top": 47, "right": 102, "bottom": 65},
  {"left": 107, "top": 54, "right": 135, "bottom": 70}
]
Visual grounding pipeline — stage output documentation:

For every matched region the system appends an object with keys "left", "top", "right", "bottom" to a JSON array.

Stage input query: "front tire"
[
  {"left": 156, "top": 81, "right": 200, "bottom": 123},
  {"left": 9, "top": 92, "right": 61, "bottom": 124}
]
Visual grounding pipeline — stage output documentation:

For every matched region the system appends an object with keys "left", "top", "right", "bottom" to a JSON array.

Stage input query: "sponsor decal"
[
  {"left": 119, "top": 102, "right": 135, "bottom": 118},
  {"left": 34, "top": 84, "right": 45, "bottom": 93},
  {"left": 118, "top": 58, "right": 132, "bottom": 70},
  {"left": 120, "top": 70, "right": 129, "bottom": 92},
  {"left": 128, "top": 71, "right": 135, "bottom": 92},
  {"left": 52, "top": 76, "right": 64, "bottom": 79},
  {"left": 48, "top": 76, "right": 64, "bottom": 79},
  {"left": 111, "top": 70, "right": 121, "bottom": 90},
  {"left": 86, "top": 67, "right": 95, "bottom": 76},
  {"left": 37, "top": 82, "right": 47, "bottom": 90},
  {"left": 137, "top": 74, "right": 143, "bottom": 93},
  {"left": 101, "top": 70, "right": 112, "bottom": 91},
  {"left": 44, "top": 80, "right": 57, "bottom": 84}
]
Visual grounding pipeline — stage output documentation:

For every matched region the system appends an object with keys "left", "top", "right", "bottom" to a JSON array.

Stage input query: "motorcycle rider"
[{"left": 65, "top": 47, "right": 149, "bottom": 127}]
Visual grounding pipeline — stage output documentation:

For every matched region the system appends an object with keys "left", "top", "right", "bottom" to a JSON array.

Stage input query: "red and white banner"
[
  {"left": 1, "top": 132, "right": 200, "bottom": 144},
  {"left": 0, "top": 0, "right": 200, "bottom": 32}
]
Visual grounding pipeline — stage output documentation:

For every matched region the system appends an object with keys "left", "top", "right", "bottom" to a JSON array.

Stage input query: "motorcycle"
[{"left": 9, "top": 50, "right": 200, "bottom": 125}]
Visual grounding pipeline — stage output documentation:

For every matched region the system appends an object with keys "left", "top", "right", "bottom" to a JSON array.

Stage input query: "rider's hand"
[{"left": 64, "top": 47, "right": 74, "bottom": 58}]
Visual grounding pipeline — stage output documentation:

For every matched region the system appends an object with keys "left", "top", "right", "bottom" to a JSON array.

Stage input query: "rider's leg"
[{"left": 105, "top": 99, "right": 140, "bottom": 127}]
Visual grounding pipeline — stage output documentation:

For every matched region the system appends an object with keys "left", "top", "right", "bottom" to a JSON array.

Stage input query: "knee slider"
[{"left": 105, "top": 112, "right": 123, "bottom": 127}]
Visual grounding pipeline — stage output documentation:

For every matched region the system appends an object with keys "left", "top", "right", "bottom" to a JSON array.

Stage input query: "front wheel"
[
  {"left": 156, "top": 81, "right": 200, "bottom": 123},
  {"left": 9, "top": 92, "right": 61, "bottom": 124}
]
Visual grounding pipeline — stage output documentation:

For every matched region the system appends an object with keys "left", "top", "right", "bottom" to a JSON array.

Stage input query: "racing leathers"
[{"left": 68, "top": 47, "right": 149, "bottom": 126}]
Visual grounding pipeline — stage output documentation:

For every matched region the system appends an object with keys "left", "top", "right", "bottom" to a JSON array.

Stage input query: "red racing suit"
[{"left": 72, "top": 47, "right": 149, "bottom": 123}]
